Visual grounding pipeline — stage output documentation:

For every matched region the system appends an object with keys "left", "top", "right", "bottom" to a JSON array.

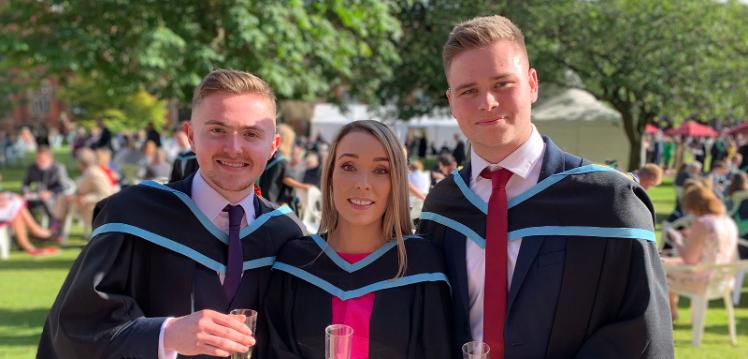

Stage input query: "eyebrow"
[
  {"left": 451, "top": 73, "right": 516, "bottom": 93},
  {"left": 204, "top": 120, "right": 265, "bottom": 132},
  {"left": 337, "top": 153, "right": 390, "bottom": 162}
]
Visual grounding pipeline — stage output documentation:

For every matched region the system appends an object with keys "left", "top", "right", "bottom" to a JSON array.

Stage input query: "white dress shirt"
[
  {"left": 466, "top": 126, "right": 545, "bottom": 341},
  {"left": 159, "top": 169, "right": 256, "bottom": 358}
]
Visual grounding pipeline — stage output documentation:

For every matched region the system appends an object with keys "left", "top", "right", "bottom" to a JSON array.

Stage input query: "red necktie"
[{"left": 482, "top": 167, "right": 513, "bottom": 358}]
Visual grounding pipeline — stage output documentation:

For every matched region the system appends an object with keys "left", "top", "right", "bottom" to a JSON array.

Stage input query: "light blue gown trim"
[
  {"left": 450, "top": 164, "right": 619, "bottom": 212},
  {"left": 176, "top": 155, "right": 195, "bottom": 173},
  {"left": 92, "top": 223, "right": 276, "bottom": 273},
  {"left": 420, "top": 213, "right": 654, "bottom": 245},
  {"left": 239, "top": 206, "right": 293, "bottom": 238},
  {"left": 309, "top": 233, "right": 420, "bottom": 273},
  {"left": 265, "top": 154, "right": 286, "bottom": 171},
  {"left": 451, "top": 171, "right": 487, "bottom": 214},
  {"left": 508, "top": 226, "right": 656, "bottom": 243},
  {"left": 419, "top": 212, "right": 485, "bottom": 249},
  {"left": 176, "top": 154, "right": 197, "bottom": 161},
  {"left": 271, "top": 262, "right": 450, "bottom": 300},
  {"left": 243, "top": 256, "right": 277, "bottom": 271},
  {"left": 508, "top": 164, "right": 619, "bottom": 208},
  {"left": 138, "top": 180, "right": 292, "bottom": 244}
]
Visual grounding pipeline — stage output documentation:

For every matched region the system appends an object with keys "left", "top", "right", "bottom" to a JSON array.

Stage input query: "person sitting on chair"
[
  {"left": 21, "top": 146, "right": 71, "bottom": 226},
  {"left": 52, "top": 148, "right": 115, "bottom": 238},
  {"left": 662, "top": 185, "right": 738, "bottom": 321},
  {"left": 0, "top": 191, "right": 59, "bottom": 256}
]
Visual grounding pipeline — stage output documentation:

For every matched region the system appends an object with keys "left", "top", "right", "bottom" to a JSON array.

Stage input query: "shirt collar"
[
  {"left": 191, "top": 169, "right": 256, "bottom": 223},
  {"left": 470, "top": 124, "right": 544, "bottom": 182}
]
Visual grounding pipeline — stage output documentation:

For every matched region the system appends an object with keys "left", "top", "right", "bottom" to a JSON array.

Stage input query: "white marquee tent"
[
  {"left": 309, "top": 88, "right": 630, "bottom": 168},
  {"left": 532, "top": 88, "right": 630, "bottom": 169}
]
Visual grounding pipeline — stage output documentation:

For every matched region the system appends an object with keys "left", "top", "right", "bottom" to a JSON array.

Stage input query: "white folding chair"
[
  {"left": 299, "top": 186, "right": 322, "bottom": 233},
  {"left": 663, "top": 259, "right": 748, "bottom": 346},
  {"left": 0, "top": 225, "right": 10, "bottom": 260},
  {"left": 733, "top": 238, "right": 748, "bottom": 305}
]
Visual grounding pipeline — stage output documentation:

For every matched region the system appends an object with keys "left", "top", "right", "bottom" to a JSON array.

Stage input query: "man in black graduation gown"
[
  {"left": 169, "top": 130, "right": 199, "bottom": 183},
  {"left": 418, "top": 16, "right": 674, "bottom": 358},
  {"left": 38, "top": 69, "right": 305, "bottom": 358}
]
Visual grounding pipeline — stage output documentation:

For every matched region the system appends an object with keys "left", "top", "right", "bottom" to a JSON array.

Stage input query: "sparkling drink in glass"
[
  {"left": 229, "top": 309, "right": 258, "bottom": 359},
  {"left": 462, "top": 341, "right": 490, "bottom": 359},
  {"left": 325, "top": 324, "right": 353, "bottom": 359}
]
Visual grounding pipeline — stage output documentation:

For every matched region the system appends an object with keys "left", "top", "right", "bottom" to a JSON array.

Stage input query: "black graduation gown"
[
  {"left": 261, "top": 234, "right": 453, "bottom": 359},
  {"left": 257, "top": 152, "right": 295, "bottom": 208},
  {"left": 418, "top": 137, "right": 673, "bottom": 358},
  {"left": 37, "top": 176, "right": 305, "bottom": 359},
  {"left": 169, "top": 150, "right": 199, "bottom": 183}
]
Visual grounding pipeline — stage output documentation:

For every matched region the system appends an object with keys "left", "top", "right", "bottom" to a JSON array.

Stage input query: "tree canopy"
[
  {"left": 378, "top": 0, "right": 748, "bottom": 169},
  {"left": 1, "top": 0, "right": 402, "bottom": 107},
  {"left": 521, "top": 0, "right": 748, "bottom": 168},
  {"left": 3, "top": 0, "right": 748, "bottom": 169}
]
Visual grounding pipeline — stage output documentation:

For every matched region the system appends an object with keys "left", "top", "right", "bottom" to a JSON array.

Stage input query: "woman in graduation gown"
[{"left": 262, "top": 120, "right": 453, "bottom": 358}]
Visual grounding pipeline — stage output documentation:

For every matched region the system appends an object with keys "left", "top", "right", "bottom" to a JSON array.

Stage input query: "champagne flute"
[
  {"left": 325, "top": 324, "right": 353, "bottom": 359},
  {"left": 229, "top": 309, "right": 258, "bottom": 359},
  {"left": 462, "top": 341, "right": 490, "bottom": 359}
]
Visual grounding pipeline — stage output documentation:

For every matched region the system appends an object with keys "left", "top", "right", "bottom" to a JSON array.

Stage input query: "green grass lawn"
[{"left": 2, "top": 154, "right": 748, "bottom": 357}]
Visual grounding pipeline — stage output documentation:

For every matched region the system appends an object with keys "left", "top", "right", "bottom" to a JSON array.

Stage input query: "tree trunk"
[
  {"left": 617, "top": 104, "right": 643, "bottom": 171},
  {"left": 627, "top": 135, "right": 642, "bottom": 172}
]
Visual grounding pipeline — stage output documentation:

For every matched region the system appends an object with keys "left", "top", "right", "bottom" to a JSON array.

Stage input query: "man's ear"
[
  {"left": 270, "top": 133, "right": 281, "bottom": 158},
  {"left": 528, "top": 68, "right": 539, "bottom": 104},
  {"left": 184, "top": 121, "right": 194, "bottom": 148}
]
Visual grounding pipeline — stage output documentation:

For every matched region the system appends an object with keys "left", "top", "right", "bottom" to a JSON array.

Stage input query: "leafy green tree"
[
  {"left": 522, "top": 0, "right": 748, "bottom": 169},
  {"left": 59, "top": 76, "right": 166, "bottom": 132},
  {"left": 380, "top": 0, "right": 748, "bottom": 170},
  {"left": 376, "top": 0, "right": 505, "bottom": 119},
  {"left": 1, "top": 0, "right": 401, "bottom": 107}
]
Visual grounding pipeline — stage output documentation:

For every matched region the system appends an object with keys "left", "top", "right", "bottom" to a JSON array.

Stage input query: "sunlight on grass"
[{"left": 2, "top": 152, "right": 748, "bottom": 357}]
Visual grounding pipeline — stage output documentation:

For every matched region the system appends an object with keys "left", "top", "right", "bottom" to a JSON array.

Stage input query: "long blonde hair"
[{"left": 319, "top": 120, "right": 413, "bottom": 277}]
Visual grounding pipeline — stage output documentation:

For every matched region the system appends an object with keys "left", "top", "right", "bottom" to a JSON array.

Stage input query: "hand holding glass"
[
  {"left": 462, "top": 341, "right": 490, "bottom": 359},
  {"left": 229, "top": 309, "right": 258, "bottom": 359},
  {"left": 325, "top": 324, "right": 353, "bottom": 359}
]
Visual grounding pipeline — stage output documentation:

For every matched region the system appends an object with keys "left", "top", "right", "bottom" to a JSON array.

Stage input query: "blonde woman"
[
  {"left": 263, "top": 120, "right": 452, "bottom": 358},
  {"left": 663, "top": 185, "right": 738, "bottom": 321}
]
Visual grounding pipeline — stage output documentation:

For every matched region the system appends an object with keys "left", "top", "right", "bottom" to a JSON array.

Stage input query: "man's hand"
[{"left": 163, "top": 309, "right": 255, "bottom": 357}]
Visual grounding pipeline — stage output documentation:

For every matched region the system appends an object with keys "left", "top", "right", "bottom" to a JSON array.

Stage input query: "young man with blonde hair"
[
  {"left": 38, "top": 69, "right": 305, "bottom": 358},
  {"left": 419, "top": 15, "right": 673, "bottom": 358}
]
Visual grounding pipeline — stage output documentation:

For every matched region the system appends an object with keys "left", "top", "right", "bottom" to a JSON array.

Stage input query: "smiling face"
[
  {"left": 186, "top": 92, "right": 279, "bottom": 202},
  {"left": 446, "top": 40, "right": 538, "bottom": 163},
  {"left": 330, "top": 130, "right": 392, "bottom": 231}
]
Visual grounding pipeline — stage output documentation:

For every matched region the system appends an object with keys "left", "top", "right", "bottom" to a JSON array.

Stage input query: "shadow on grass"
[
  {"left": 0, "top": 258, "right": 75, "bottom": 271},
  {"left": 0, "top": 308, "right": 49, "bottom": 347},
  {"left": 655, "top": 212, "right": 674, "bottom": 225}
]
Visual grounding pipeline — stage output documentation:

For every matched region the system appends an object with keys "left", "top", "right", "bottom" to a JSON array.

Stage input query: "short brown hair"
[
  {"left": 682, "top": 185, "right": 725, "bottom": 216},
  {"left": 191, "top": 69, "right": 276, "bottom": 113},
  {"left": 637, "top": 163, "right": 663, "bottom": 183},
  {"left": 442, "top": 15, "right": 527, "bottom": 74}
]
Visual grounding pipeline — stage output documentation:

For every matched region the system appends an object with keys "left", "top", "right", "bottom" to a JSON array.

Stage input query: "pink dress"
[
  {"left": 666, "top": 214, "right": 738, "bottom": 293},
  {"left": 331, "top": 252, "right": 375, "bottom": 359},
  {"left": 0, "top": 193, "right": 25, "bottom": 227}
]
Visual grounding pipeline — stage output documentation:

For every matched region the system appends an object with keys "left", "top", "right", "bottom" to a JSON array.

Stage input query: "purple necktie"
[{"left": 222, "top": 204, "right": 244, "bottom": 299}]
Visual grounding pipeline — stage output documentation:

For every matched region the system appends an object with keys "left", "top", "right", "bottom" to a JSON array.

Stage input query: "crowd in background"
[
  {"left": 641, "top": 129, "right": 748, "bottom": 322},
  {"left": 0, "top": 117, "right": 475, "bottom": 257}
]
